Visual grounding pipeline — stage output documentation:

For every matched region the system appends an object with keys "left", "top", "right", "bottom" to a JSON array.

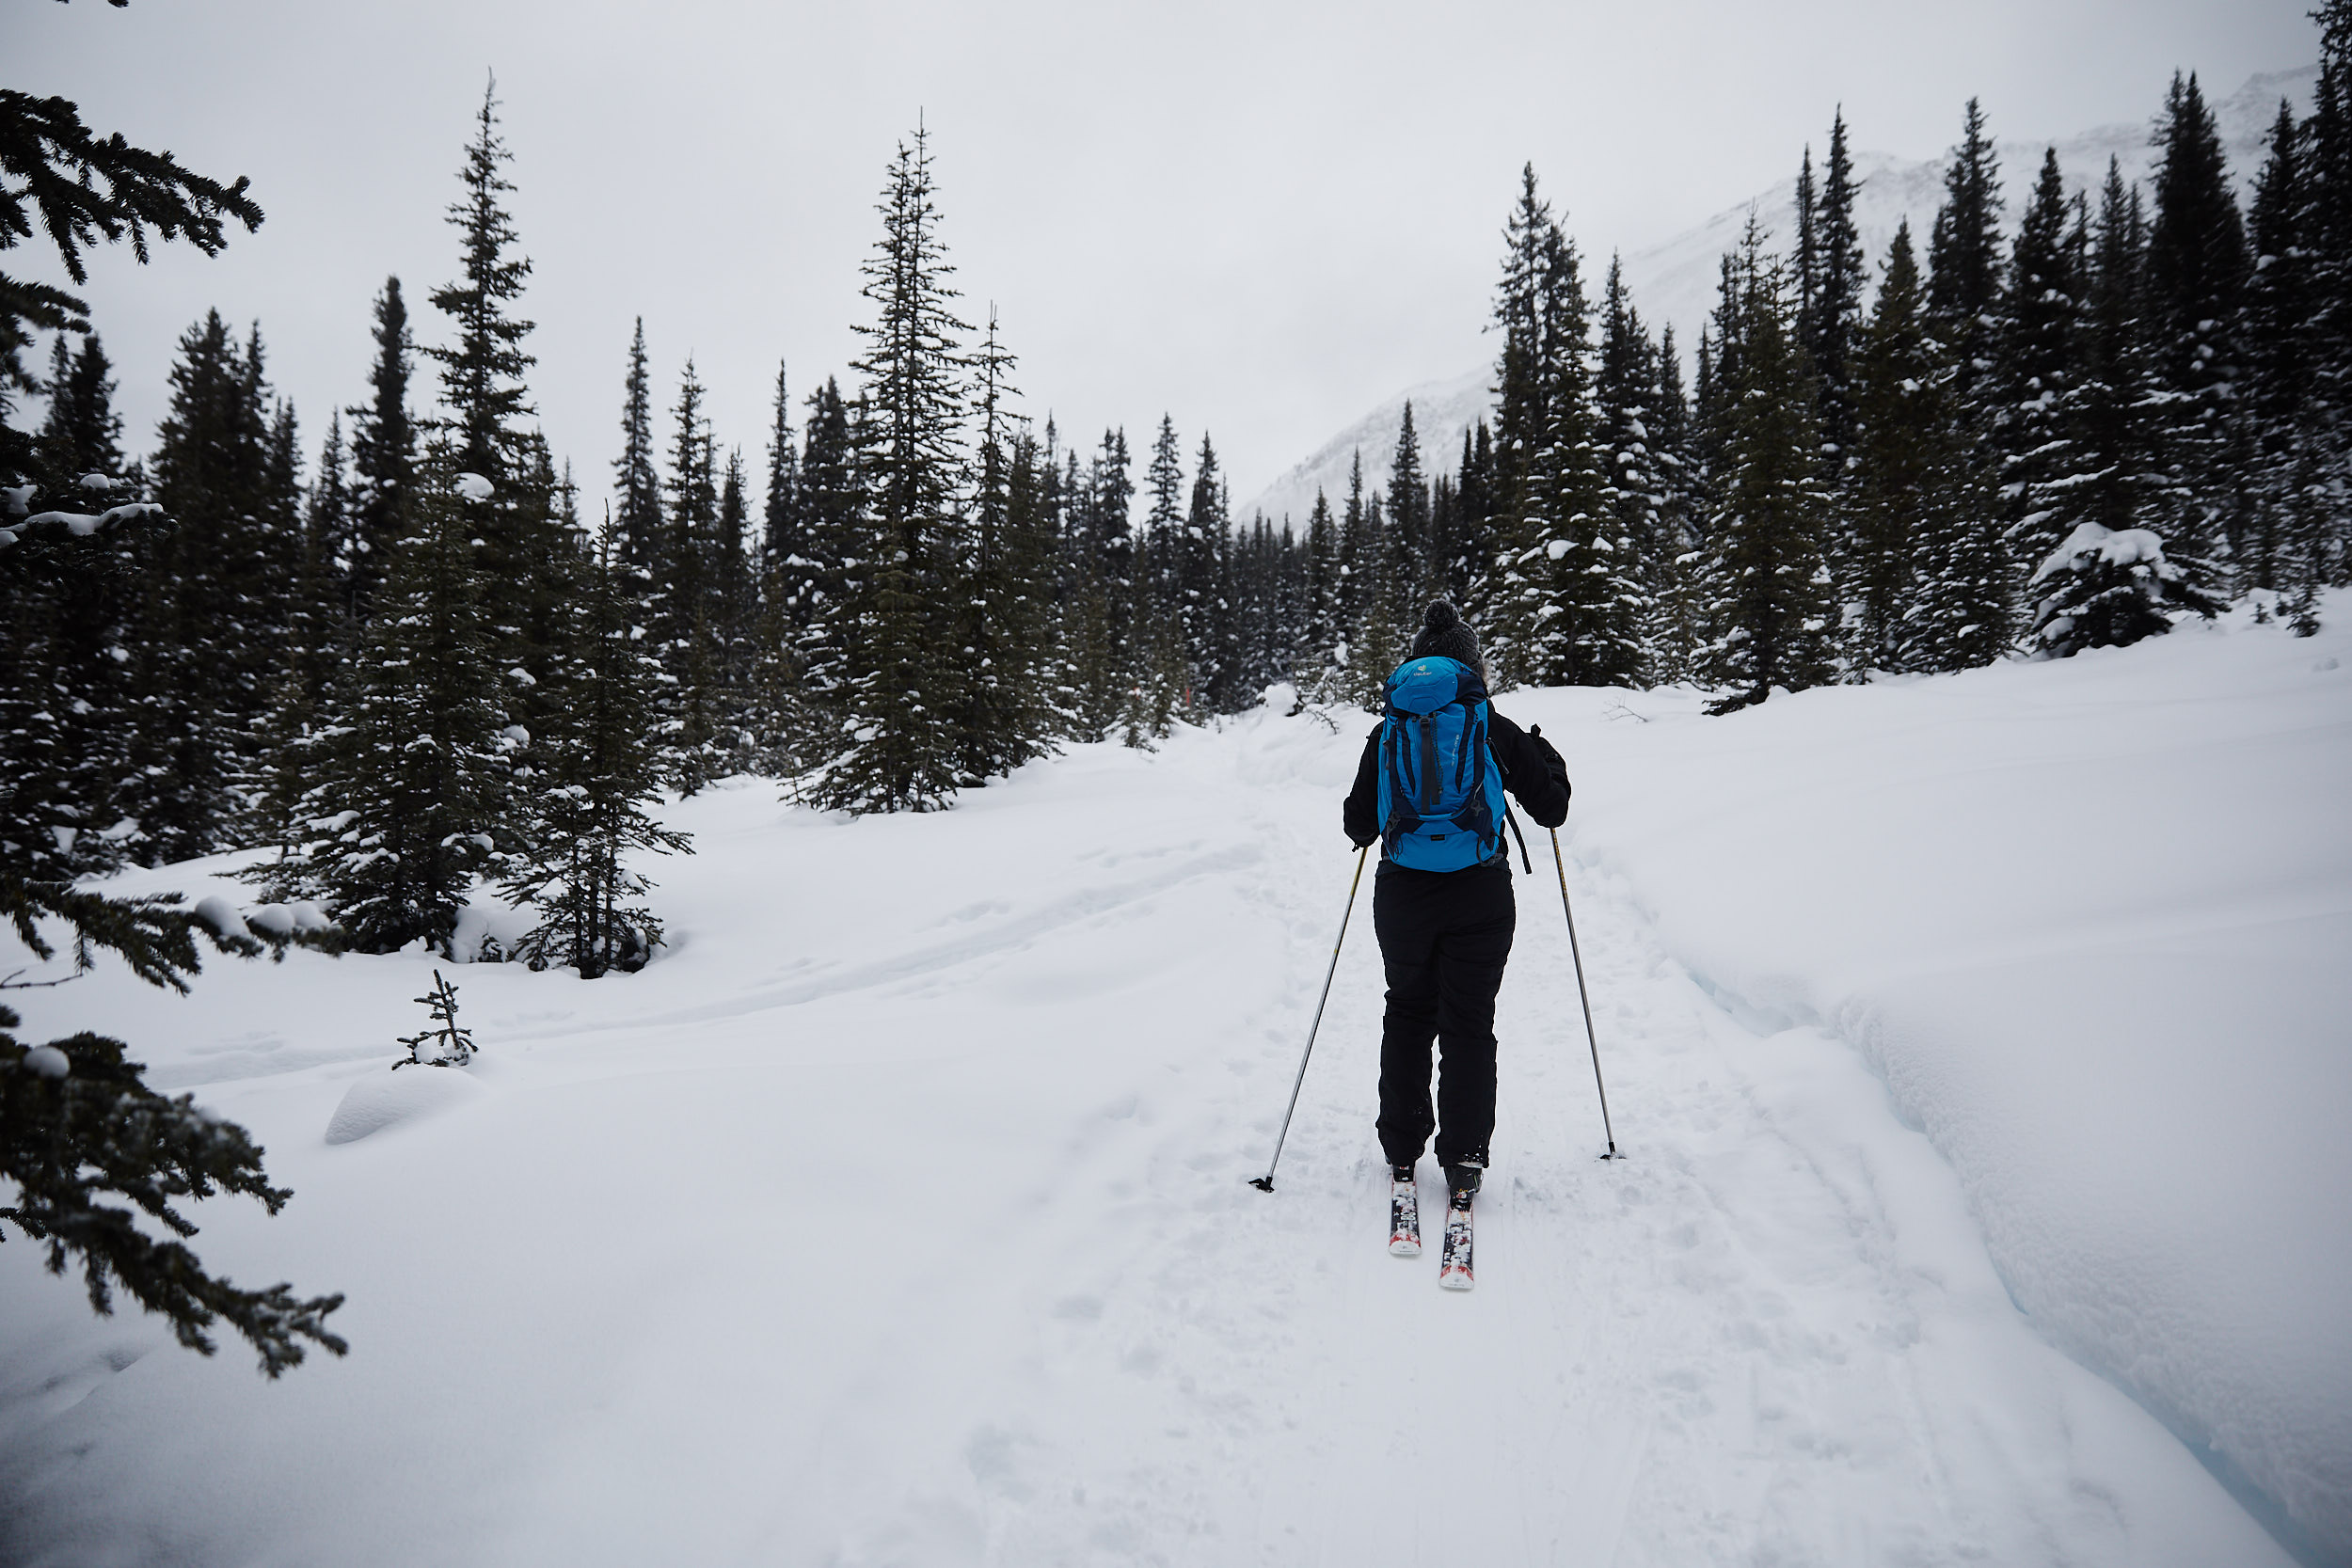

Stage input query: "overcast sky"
[{"left": 8, "top": 0, "right": 2320, "bottom": 512}]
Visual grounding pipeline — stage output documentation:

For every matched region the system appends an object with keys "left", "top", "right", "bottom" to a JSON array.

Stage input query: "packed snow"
[{"left": 1, "top": 601, "right": 2344, "bottom": 1566}]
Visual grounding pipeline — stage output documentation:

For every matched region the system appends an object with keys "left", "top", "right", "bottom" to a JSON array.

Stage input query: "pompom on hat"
[{"left": 1408, "top": 599, "right": 1482, "bottom": 671}]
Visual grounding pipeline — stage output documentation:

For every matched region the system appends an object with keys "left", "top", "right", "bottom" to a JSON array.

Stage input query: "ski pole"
[
  {"left": 1549, "top": 828, "right": 1623, "bottom": 1160},
  {"left": 1249, "top": 844, "right": 1370, "bottom": 1194}
]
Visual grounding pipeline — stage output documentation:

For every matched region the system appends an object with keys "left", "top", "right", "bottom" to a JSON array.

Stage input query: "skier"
[{"left": 1343, "top": 600, "right": 1569, "bottom": 1283}]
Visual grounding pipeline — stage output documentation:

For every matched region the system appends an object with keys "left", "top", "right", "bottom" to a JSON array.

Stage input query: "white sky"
[{"left": 8, "top": 0, "right": 2319, "bottom": 512}]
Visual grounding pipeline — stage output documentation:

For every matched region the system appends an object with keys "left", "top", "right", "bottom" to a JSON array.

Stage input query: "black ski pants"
[{"left": 1372, "top": 859, "right": 1515, "bottom": 1170}]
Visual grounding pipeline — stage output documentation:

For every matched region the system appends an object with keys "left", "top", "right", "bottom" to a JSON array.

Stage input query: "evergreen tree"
[
  {"left": 426, "top": 78, "right": 535, "bottom": 491},
  {"left": 2144, "top": 71, "right": 2253, "bottom": 569},
  {"left": 1303, "top": 486, "right": 1340, "bottom": 689},
  {"left": 1378, "top": 401, "right": 1431, "bottom": 665},
  {"left": 501, "top": 531, "right": 691, "bottom": 976},
  {"left": 1180, "top": 431, "right": 1229, "bottom": 710},
  {"left": 2074, "top": 161, "right": 2166, "bottom": 538},
  {"left": 2245, "top": 98, "right": 2331, "bottom": 629},
  {"left": 1645, "top": 327, "right": 1707, "bottom": 681},
  {"left": 789, "top": 374, "right": 860, "bottom": 742},
  {"left": 1509, "top": 219, "right": 1627, "bottom": 689},
  {"left": 1849, "top": 223, "right": 1937, "bottom": 670},
  {"left": 1926, "top": 99, "right": 2007, "bottom": 403},
  {"left": 1591, "top": 257, "right": 1663, "bottom": 687},
  {"left": 254, "top": 414, "right": 352, "bottom": 844},
  {"left": 612, "top": 317, "right": 662, "bottom": 578},
  {"left": 947, "top": 308, "right": 1058, "bottom": 780},
  {"left": 1439, "top": 420, "right": 1496, "bottom": 610},
  {"left": 2026, "top": 519, "right": 2227, "bottom": 657},
  {"left": 1809, "top": 110, "right": 1867, "bottom": 467},
  {"left": 710, "top": 447, "right": 759, "bottom": 774},
  {"left": 344, "top": 277, "right": 416, "bottom": 622},
  {"left": 1486, "top": 165, "right": 1555, "bottom": 640},
  {"left": 132, "top": 311, "right": 281, "bottom": 863},
  {"left": 2306, "top": 0, "right": 2352, "bottom": 562},
  {"left": 259, "top": 462, "right": 512, "bottom": 954},
  {"left": 1, "top": 335, "right": 151, "bottom": 893},
  {"left": 1994, "top": 150, "right": 2091, "bottom": 578},
  {"left": 1694, "top": 220, "right": 1838, "bottom": 712},
  {"left": 0, "top": 86, "right": 262, "bottom": 489},
  {"left": 817, "top": 126, "right": 973, "bottom": 813},
  {"left": 425, "top": 75, "right": 571, "bottom": 744},
  {"left": 658, "top": 358, "right": 723, "bottom": 793}
]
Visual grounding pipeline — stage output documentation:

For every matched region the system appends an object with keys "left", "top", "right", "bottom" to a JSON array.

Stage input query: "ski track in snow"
[{"left": 0, "top": 665, "right": 2320, "bottom": 1566}]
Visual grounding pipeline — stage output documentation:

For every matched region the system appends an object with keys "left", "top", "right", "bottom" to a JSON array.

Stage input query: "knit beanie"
[{"left": 1408, "top": 600, "right": 1482, "bottom": 671}]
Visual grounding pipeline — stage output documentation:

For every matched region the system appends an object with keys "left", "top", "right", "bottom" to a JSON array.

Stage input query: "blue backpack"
[{"left": 1376, "top": 656, "right": 1513, "bottom": 872}]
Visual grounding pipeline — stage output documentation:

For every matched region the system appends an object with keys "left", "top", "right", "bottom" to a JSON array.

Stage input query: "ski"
[
  {"left": 1388, "top": 1171, "right": 1422, "bottom": 1257},
  {"left": 1438, "top": 1190, "right": 1474, "bottom": 1291}
]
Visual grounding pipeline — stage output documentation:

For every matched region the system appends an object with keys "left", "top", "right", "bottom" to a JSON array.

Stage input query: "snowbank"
[
  {"left": 1511, "top": 604, "right": 2352, "bottom": 1561},
  {"left": 324, "top": 1065, "right": 487, "bottom": 1145}
]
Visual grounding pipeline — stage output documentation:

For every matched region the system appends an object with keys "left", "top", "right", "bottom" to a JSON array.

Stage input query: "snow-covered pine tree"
[
  {"left": 1795, "top": 146, "right": 1820, "bottom": 334},
  {"left": 1181, "top": 433, "right": 1230, "bottom": 713},
  {"left": 2244, "top": 98, "right": 2331, "bottom": 631},
  {"left": 947, "top": 307, "right": 1058, "bottom": 781},
  {"left": 1809, "top": 110, "right": 1867, "bottom": 472},
  {"left": 1344, "top": 491, "right": 1400, "bottom": 705},
  {"left": 760, "top": 359, "right": 802, "bottom": 597},
  {"left": 1511, "top": 221, "right": 1631, "bottom": 689},
  {"left": 1378, "top": 402, "right": 1432, "bottom": 671},
  {"left": 345, "top": 277, "right": 417, "bottom": 623},
  {"left": 1848, "top": 222, "right": 1936, "bottom": 671},
  {"left": 1850, "top": 219, "right": 2009, "bottom": 674},
  {"left": 253, "top": 414, "right": 354, "bottom": 847},
  {"left": 428, "top": 78, "right": 535, "bottom": 496},
  {"left": 612, "top": 318, "right": 662, "bottom": 580},
  {"left": 1594, "top": 257, "right": 1663, "bottom": 687},
  {"left": 1334, "top": 449, "right": 1376, "bottom": 695},
  {"left": 258, "top": 460, "right": 512, "bottom": 954},
  {"left": 2026, "top": 519, "right": 2228, "bottom": 657},
  {"left": 1484, "top": 165, "right": 1555, "bottom": 657},
  {"left": 1431, "top": 421, "right": 1495, "bottom": 611},
  {"left": 500, "top": 529, "right": 691, "bottom": 976},
  {"left": 749, "top": 358, "right": 807, "bottom": 767},
  {"left": 1916, "top": 99, "right": 2012, "bottom": 627},
  {"left": 710, "top": 448, "right": 760, "bottom": 775},
  {"left": 1926, "top": 99, "right": 2007, "bottom": 407},
  {"left": 426, "top": 76, "right": 571, "bottom": 745},
  {"left": 2306, "top": 2, "right": 2352, "bottom": 582},
  {"left": 1644, "top": 326, "right": 1707, "bottom": 682},
  {"left": 1693, "top": 218, "right": 1838, "bottom": 712},
  {"left": 788, "top": 375, "right": 861, "bottom": 745},
  {"left": 2144, "top": 71, "right": 2253, "bottom": 575},
  {"left": 816, "top": 125, "right": 973, "bottom": 813},
  {"left": 654, "top": 360, "right": 721, "bottom": 792},
  {"left": 1994, "top": 150, "right": 2091, "bottom": 578},
  {"left": 131, "top": 311, "right": 283, "bottom": 863},
  {"left": 1302, "top": 487, "right": 1342, "bottom": 695},
  {"left": 1, "top": 337, "right": 151, "bottom": 890},
  {"left": 2073, "top": 162, "right": 2166, "bottom": 539}
]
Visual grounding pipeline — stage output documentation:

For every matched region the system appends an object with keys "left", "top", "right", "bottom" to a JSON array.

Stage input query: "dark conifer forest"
[{"left": 9, "top": 41, "right": 2352, "bottom": 971}]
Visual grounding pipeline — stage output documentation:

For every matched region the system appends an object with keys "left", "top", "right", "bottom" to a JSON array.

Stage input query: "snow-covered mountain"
[{"left": 1244, "top": 67, "right": 2315, "bottom": 529}]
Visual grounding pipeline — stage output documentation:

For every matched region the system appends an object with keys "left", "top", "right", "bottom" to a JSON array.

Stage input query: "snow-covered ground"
[{"left": 4, "top": 602, "right": 2345, "bottom": 1567}]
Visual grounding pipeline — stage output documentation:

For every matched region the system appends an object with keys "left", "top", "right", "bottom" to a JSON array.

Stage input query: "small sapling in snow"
[{"left": 393, "top": 970, "right": 476, "bottom": 1069}]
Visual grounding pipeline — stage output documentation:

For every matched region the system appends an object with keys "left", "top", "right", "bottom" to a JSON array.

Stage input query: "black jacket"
[{"left": 1343, "top": 707, "right": 1570, "bottom": 854}]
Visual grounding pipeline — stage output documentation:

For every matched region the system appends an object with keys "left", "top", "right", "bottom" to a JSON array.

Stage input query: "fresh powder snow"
[{"left": 0, "top": 600, "right": 2344, "bottom": 1566}]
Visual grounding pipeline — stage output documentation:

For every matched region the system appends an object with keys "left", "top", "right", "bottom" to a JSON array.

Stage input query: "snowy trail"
[{"left": 0, "top": 672, "right": 2319, "bottom": 1565}]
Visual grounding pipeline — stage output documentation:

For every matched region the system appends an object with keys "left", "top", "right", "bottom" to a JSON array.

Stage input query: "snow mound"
[{"left": 324, "top": 1065, "right": 485, "bottom": 1145}]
